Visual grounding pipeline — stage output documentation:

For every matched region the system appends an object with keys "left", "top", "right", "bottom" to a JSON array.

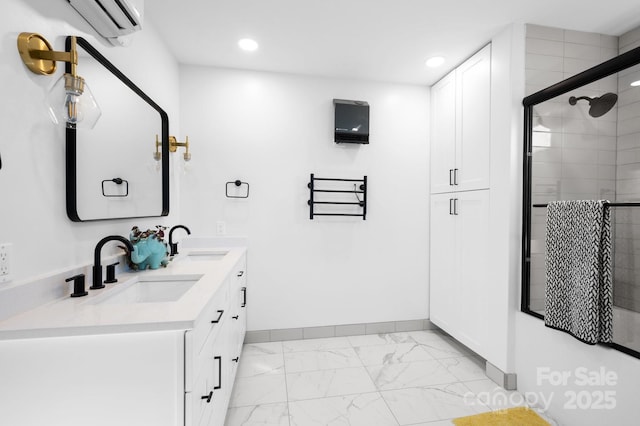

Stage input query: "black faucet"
[
  {"left": 92, "top": 235, "right": 135, "bottom": 290},
  {"left": 169, "top": 225, "right": 191, "bottom": 256}
]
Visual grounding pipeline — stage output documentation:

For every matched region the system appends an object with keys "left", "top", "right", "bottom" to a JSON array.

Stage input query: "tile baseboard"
[
  {"left": 245, "top": 321, "right": 518, "bottom": 393},
  {"left": 244, "top": 319, "right": 437, "bottom": 344},
  {"left": 486, "top": 361, "right": 518, "bottom": 390}
]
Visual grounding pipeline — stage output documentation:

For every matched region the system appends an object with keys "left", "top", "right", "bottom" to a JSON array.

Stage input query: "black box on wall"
[{"left": 333, "top": 99, "right": 369, "bottom": 144}]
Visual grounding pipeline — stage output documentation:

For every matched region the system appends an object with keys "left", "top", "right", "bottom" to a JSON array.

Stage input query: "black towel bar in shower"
[
  {"left": 533, "top": 202, "right": 640, "bottom": 208},
  {"left": 307, "top": 173, "right": 367, "bottom": 220}
]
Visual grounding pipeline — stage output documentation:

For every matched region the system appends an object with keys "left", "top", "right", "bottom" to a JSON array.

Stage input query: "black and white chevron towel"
[{"left": 544, "top": 200, "right": 612, "bottom": 344}]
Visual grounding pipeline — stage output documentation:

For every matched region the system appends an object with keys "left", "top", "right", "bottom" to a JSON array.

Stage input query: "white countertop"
[{"left": 0, "top": 247, "right": 246, "bottom": 340}]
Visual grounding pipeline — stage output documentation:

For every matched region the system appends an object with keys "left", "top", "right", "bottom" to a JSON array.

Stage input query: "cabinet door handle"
[
  {"left": 232, "top": 315, "right": 239, "bottom": 320},
  {"left": 449, "top": 198, "right": 455, "bottom": 215},
  {"left": 449, "top": 169, "right": 454, "bottom": 186},
  {"left": 232, "top": 357, "right": 239, "bottom": 363},
  {"left": 237, "top": 271, "right": 244, "bottom": 277},
  {"left": 214, "top": 356, "right": 222, "bottom": 390},
  {"left": 201, "top": 391, "right": 213, "bottom": 403},
  {"left": 453, "top": 168, "right": 459, "bottom": 185},
  {"left": 211, "top": 310, "right": 224, "bottom": 324},
  {"left": 241, "top": 287, "right": 247, "bottom": 308},
  {"left": 454, "top": 198, "right": 459, "bottom": 215}
]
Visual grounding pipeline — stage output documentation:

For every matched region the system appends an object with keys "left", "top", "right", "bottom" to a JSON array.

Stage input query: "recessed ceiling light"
[
  {"left": 425, "top": 56, "right": 445, "bottom": 68},
  {"left": 631, "top": 80, "right": 640, "bottom": 87},
  {"left": 238, "top": 38, "right": 259, "bottom": 52}
]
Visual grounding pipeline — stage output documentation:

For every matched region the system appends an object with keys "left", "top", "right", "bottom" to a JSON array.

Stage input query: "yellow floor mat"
[{"left": 453, "top": 406, "right": 551, "bottom": 426}]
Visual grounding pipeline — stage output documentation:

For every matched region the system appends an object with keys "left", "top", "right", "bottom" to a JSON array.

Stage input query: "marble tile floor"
[{"left": 224, "top": 330, "right": 536, "bottom": 426}]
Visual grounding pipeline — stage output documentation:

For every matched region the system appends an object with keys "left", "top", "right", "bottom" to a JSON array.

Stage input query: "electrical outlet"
[
  {"left": 0, "top": 243, "right": 12, "bottom": 283},
  {"left": 216, "top": 221, "right": 226, "bottom": 235}
]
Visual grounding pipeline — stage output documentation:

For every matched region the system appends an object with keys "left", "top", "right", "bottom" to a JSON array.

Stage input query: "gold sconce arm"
[
  {"left": 154, "top": 134, "right": 162, "bottom": 161},
  {"left": 155, "top": 135, "right": 191, "bottom": 161},
  {"left": 17, "top": 32, "right": 78, "bottom": 76},
  {"left": 169, "top": 136, "right": 191, "bottom": 161}
]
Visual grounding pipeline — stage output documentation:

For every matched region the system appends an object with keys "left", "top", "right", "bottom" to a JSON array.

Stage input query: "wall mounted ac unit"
[{"left": 68, "top": 0, "right": 144, "bottom": 46}]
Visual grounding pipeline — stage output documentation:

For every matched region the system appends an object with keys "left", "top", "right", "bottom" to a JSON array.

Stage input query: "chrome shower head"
[{"left": 568, "top": 92, "right": 618, "bottom": 118}]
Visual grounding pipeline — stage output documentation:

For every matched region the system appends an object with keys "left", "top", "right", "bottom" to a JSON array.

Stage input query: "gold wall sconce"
[
  {"left": 155, "top": 135, "right": 191, "bottom": 161},
  {"left": 17, "top": 32, "right": 101, "bottom": 129}
]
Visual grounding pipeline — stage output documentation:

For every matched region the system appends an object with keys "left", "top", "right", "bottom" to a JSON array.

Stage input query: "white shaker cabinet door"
[
  {"left": 456, "top": 45, "right": 491, "bottom": 192},
  {"left": 454, "top": 190, "right": 490, "bottom": 354},
  {"left": 429, "top": 190, "right": 490, "bottom": 358},
  {"left": 429, "top": 193, "right": 458, "bottom": 331},
  {"left": 430, "top": 72, "right": 457, "bottom": 194}
]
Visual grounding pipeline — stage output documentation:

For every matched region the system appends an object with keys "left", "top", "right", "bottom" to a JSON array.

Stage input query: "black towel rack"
[
  {"left": 307, "top": 173, "right": 367, "bottom": 220},
  {"left": 533, "top": 202, "right": 640, "bottom": 208}
]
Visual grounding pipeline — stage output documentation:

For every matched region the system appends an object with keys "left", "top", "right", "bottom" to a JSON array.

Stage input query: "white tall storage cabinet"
[
  {"left": 429, "top": 44, "right": 491, "bottom": 358},
  {"left": 430, "top": 45, "right": 491, "bottom": 194}
]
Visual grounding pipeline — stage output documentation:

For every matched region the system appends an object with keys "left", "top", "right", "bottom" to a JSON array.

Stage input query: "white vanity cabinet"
[
  {"left": 430, "top": 44, "right": 491, "bottom": 194},
  {"left": 0, "top": 249, "right": 248, "bottom": 426},
  {"left": 188, "top": 255, "right": 247, "bottom": 426}
]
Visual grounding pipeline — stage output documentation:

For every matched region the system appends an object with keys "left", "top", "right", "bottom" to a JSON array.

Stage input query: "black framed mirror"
[
  {"left": 522, "top": 45, "right": 640, "bottom": 358},
  {"left": 65, "top": 36, "right": 169, "bottom": 222}
]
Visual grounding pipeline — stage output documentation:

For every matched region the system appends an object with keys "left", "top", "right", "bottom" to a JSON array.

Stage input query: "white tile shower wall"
[
  {"left": 525, "top": 24, "right": 618, "bottom": 311},
  {"left": 613, "top": 29, "right": 640, "bottom": 312}
]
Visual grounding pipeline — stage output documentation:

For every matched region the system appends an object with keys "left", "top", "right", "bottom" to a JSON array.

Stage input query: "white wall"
[
  {"left": 487, "top": 24, "right": 526, "bottom": 374},
  {"left": 516, "top": 314, "right": 640, "bottom": 425},
  {"left": 0, "top": 0, "right": 181, "bottom": 285},
  {"left": 179, "top": 66, "right": 429, "bottom": 330}
]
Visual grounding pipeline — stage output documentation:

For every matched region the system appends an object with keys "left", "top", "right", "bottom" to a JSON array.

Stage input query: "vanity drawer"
[
  {"left": 234, "top": 256, "right": 247, "bottom": 286},
  {"left": 193, "top": 279, "right": 230, "bottom": 353}
]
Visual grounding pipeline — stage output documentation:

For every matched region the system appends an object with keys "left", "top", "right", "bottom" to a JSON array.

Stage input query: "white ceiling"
[{"left": 146, "top": 0, "right": 640, "bottom": 86}]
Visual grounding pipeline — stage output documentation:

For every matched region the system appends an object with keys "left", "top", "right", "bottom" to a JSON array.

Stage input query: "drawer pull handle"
[
  {"left": 214, "top": 356, "right": 222, "bottom": 390},
  {"left": 237, "top": 271, "right": 244, "bottom": 277},
  {"left": 241, "top": 287, "right": 247, "bottom": 307},
  {"left": 211, "top": 310, "right": 224, "bottom": 324},
  {"left": 201, "top": 391, "right": 213, "bottom": 403},
  {"left": 232, "top": 315, "right": 239, "bottom": 320},
  {"left": 232, "top": 357, "right": 239, "bottom": 363}
]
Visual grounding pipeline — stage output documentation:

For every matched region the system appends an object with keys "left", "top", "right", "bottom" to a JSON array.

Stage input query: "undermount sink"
[
  {"left": 175, "top": 250, "right": 229, "bottom": 262},
  {"left": 92, "top": 274, "right": 203, "bottom": 305}
]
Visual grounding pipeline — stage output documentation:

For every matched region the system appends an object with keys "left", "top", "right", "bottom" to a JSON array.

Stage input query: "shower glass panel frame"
[{"left": 522, "top": 45, "right": 640, "bottom": 360}]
